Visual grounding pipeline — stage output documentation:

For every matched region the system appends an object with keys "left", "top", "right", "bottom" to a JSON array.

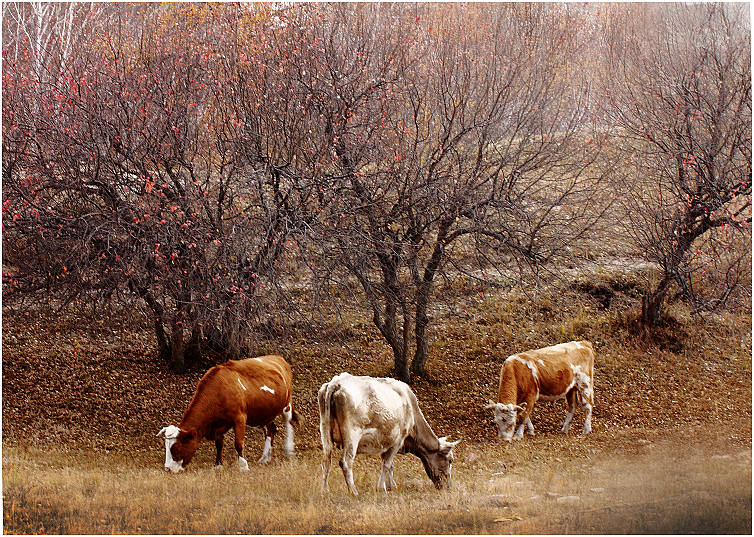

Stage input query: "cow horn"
[
  {"left": 484, "top": 399, "right": 499, "bottom": 409},
  {"left": 157, "top": 427, "right": 168, "bottom": 438}
]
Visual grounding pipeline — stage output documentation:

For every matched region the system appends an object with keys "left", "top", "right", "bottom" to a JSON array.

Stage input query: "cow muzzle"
[{"left": 164, "top": 460, "right": 184, "bottom": 473}]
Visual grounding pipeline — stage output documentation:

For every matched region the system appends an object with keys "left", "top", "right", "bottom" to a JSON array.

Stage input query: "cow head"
[
  {"left": 485, "top": 400, "right": 524, "bottom": 442},
  {"left": 423, "top": 437, "right": 459, "bottom": 489},
  {"left": 157, "top": 424, "right": 199, "bottom": 473}
]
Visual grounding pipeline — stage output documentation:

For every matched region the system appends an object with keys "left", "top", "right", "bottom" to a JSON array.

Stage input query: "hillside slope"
[{"left": 3, "top": 279, "right": 750, "bottom": 463}]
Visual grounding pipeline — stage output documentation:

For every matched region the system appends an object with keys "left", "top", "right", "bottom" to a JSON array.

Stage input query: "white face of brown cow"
[
  {"left": 485, "top": 401, "right": 523, "bottom": 442},
  {"left": 157, "top": 425, "right": 184, "bottom": 473}
]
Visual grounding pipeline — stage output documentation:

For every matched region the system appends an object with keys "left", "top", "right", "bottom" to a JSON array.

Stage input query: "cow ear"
[{"left": 439, "top": 438, "right": 460, "bottom": 454}]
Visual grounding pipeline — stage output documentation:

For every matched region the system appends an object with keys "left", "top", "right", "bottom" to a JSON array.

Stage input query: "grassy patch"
[{"left": 3, "top": 433, "right": 750, "bottom": 534}]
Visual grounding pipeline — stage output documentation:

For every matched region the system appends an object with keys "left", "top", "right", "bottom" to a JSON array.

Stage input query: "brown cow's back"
[
  {"left": 217, "top": 355, "right": 292, "bottom": 428},
  {"left": 518, "top": 341, "right": 594, "bottom": 398},
  {"left": 498, "top": 341, "right": 594, "bottom": 404},
  {"left": 182, "top": 355, "right": 293, "bottom": 432}
]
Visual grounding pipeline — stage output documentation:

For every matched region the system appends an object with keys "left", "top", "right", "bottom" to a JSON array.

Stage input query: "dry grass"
[{"left": 3, "top": 430, "right": 750, "bottom": 534}]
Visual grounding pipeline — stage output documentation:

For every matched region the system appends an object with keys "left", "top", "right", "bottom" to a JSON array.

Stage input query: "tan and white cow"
[
  {"left": 318, "top": 373, "right": 458, "bottom": 495},
  {"left": 486, "top": 341, "right": 595, "bottom": 441}
]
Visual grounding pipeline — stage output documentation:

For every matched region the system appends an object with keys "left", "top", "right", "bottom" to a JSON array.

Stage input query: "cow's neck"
[
  {"left": 498, "top": 364, "right": 519, "bottom": 404},
  {"left": 179, "top": 396, "right": 210, "bottom": 438},
  {"left": 404, "top": 411, "right": 440, "bottom": 459}
]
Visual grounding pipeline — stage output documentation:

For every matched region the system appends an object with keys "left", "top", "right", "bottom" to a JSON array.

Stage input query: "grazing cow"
[
  {"left": 157, "top": 354, "right": 298, "bottom": 473},
  {"left": 485, "top": 341, "right": 595, "bottom": 442},
  {"left": 318, "top": 373, "right": 458, "bottom": 495}
]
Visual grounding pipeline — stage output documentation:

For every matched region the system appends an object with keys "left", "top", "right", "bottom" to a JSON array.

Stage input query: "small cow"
[
  {"left": 318, "top": 373, "right": 458, "bottom": 495},
  {"left": 158, "top": 354, "right": 298, "bottom": 473},
  {"left": 486, "top": 341, "right": 595, "bottom": 442}
]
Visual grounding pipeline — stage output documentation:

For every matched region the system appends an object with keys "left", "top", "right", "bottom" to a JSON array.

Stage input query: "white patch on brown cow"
[
  {"left": 260, "top": 385, "right": 275, "bottom": 394},
  {"left": 572, "top": 365, "right": 593, "bottom": 399},
  {"left": 237, "top": 377, "right": 247, "bottom": 391},
  {"left": 508, "top": 355, "right": 539, "bottom": 380}
]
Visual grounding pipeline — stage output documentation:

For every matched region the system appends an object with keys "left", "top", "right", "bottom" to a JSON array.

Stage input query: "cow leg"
[
  {"left": 378, "top": 445, "right": 400, "bottom": 492},
  {"left": 574, "top": 370, "right": 594, "bottom": 434},
  {"left": 561, "top": 389, "right": 578, "bottom": 433},
  {"left": 582, "top": 401, "right": 593, "bottom": 434},
  {"left": 234, "top": 417, "right": 250, "bottom": 471},
  {"left": 386, "top": 465, "right": 397, "bottom": 491},
  {"left": 214, "top": 432, "right": 224, "bottom": 469},
  {"left": 514, "top": 397, "right": 536, "bottom": 440},
  {"left": 339, "top": 433, "right": 361, "bottom": 496},
  {"left": 282, "top": 403, "right": 295, "bottom": 458},
  {"left": 321, "top": 444, "right": 335, "bottom": 492},
  {"left": 524, "top": 416, "right": 535, "bottom": 436},
  {"left": 258, "top": 422, "right": 277, "bottom": 464}
]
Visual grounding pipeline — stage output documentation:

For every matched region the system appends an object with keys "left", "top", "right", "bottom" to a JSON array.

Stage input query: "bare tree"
[
  {"left": 2, "top": 4, "right": 313, "bottom": 371},
  {"left": 601, "top": 3, "right": 752, "bottom": 324},
  {"left": 281, "top": 4, "right": 609, "bottom": 381}
]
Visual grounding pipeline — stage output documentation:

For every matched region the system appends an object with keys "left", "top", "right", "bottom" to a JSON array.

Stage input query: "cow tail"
[
  {"left": 291, "top": 406, "right": 301, "bottom": 426},
  {"left": 318, "top": 381, "right": 339, "bottom": 454},
  {"left": 589, "top": 343, "right": 596, "bottom": 404}
]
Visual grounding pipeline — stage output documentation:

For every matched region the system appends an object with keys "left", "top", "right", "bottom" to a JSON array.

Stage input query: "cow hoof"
[
  {"left": 238, "top": 457, "right": 250, "bottom": 471},
  {"left": 213, "top": 464, "right": 223, "bottom": 471}
]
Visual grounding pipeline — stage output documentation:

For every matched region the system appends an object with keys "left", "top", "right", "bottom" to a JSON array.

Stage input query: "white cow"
[{"left": 318, "top": 373, "right": 458, "bottom": 495}]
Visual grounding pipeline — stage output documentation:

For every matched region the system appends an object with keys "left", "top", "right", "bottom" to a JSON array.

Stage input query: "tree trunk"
[
  {"left": 411, "top": 282, "right": 432, "bottom": 378},
  {"left": 394, "top": 347, "right": 411, "bottom": 384},
  {"left": 642, "top": 275, "right": 672, "bottom": 326},
  {"left": 410, "top": 222, "right": 448, "bottom": 378},
  {"left": 153, "top": 318, "right": 171, "bottom": 363},
  {"left": 170, "top": 321, "right": 187, "bottom": 372},
  {"left": 168, "top": 318, "right": 202, "bottom": 373}
]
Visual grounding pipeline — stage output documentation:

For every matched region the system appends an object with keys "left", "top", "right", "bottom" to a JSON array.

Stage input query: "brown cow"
[
  {"left": 485, "top": 341, "right": 595, "bottom": 441},
  {"left": 158, "top": 354, "right": 298, "bottom": 472}
]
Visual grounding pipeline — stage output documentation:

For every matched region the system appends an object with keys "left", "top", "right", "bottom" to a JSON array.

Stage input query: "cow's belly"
[
  {"left": 538, "top": 390, "right": 570, "bottom": 402},
  {"left": 537, "top": 376, "right": 576, "bottom": 401},
  {"left": 356, "top": 428, "right": 398, "bottom": 455},
  {"left": 246, "top": 407, "right": 284, "bottom": 428}
]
